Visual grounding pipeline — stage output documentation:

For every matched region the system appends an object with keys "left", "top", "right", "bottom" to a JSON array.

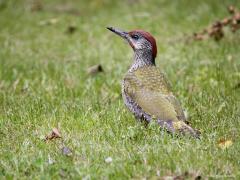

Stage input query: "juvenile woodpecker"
[{"left": 107, "top": 27, "right": 200, "bottom": 138}]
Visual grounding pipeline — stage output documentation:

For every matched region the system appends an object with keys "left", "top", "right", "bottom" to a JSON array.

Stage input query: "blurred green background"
[{"left": 0, "top": 0, "right": 240, "bottom": 179}]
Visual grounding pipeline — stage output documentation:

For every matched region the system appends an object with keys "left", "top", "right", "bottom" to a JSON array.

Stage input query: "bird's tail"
[{"left": 158, "top": 120, "right": 201, "bottom": 138}]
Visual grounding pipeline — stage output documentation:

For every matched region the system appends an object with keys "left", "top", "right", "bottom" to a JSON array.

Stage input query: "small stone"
[
  {"left": 62, "top": 146, "right": 73, "bottom": 156},
  {"left": 105, "top": 157, "right": 112, "bottom": 163}
]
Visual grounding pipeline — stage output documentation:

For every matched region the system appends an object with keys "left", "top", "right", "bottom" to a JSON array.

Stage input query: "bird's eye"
[{"left": 131, "top": 34, "right": 139, "bottom": 40}]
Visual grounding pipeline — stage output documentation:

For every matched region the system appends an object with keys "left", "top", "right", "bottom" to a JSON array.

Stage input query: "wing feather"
[{"left": 124, "top": 66, "right": 186, "bottom": 122}]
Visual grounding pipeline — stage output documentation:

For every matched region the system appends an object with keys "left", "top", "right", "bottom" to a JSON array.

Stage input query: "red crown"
[{"left": 129, "top": 30, "right": 157, "bottom": 59}]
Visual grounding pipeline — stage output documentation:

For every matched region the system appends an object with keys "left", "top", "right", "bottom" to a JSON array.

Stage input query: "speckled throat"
[{"left": 128, "top": 49, "right": 155, "bottom": 72}]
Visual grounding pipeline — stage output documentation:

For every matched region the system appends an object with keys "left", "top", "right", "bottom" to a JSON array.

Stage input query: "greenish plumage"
[
  {"left": 123, "top": 66, "right": 199, "bottom": 137},
  {"left": 107, "top": 26, "right": 200, "bottom": 138}
]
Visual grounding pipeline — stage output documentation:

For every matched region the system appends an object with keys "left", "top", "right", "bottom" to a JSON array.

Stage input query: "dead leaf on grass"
[
  {"left": 45, "top": 128, "right": 61, "bottom": 141},
  {"left": 191, "top": 5, "right": 240, "bottom": 41},
  {"left": 218, "top": 139, "right": 233, "bottom": 149}
]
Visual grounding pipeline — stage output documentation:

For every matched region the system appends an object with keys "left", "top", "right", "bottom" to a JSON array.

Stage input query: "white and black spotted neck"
[{"left": 129, "top": 49, "right": 156, "bottom": 72}]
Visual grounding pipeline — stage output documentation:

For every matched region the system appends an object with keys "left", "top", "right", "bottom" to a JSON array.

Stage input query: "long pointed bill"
[
  {"left": 107, "top": 27, "right": 129, "bottom": 40},
  {"left": 107, "top": 27, "right": 135, "bottom": 49}
]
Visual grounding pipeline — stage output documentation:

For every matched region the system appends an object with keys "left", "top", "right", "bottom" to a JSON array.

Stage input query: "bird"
[{"left": 107, "top": 27, "right": 200, "bottom": 138}]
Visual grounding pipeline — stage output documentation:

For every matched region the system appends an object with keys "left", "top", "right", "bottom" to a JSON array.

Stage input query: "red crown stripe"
[{"left": 129, "top": 30, "right": 157, "bottom": 59}]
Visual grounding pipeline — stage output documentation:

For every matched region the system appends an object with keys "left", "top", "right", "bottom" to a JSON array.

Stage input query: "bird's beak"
[
  {"left": 107, "top": 27, "right": 135, "bottom": 49},
  {"left": 107, "top": 27, "right": 129, "bottom": 40}
]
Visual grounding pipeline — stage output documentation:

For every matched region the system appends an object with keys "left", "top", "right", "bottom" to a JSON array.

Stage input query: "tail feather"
[{"left": 157, "top": 120, "right": 200, "bottom": 138}]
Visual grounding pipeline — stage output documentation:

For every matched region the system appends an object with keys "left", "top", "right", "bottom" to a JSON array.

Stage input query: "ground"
[{"left": 0, "top": 0, "right": 240, "bottom": 179}]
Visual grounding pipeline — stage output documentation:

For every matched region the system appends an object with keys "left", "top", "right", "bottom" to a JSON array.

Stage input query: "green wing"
[{"left": 124, "top": 66, "right": 185, "bottom": 122}]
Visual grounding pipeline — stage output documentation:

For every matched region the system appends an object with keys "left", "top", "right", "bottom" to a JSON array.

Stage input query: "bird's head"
[{"left": 107, "top": 27, "right": 157, "bottom": 60}]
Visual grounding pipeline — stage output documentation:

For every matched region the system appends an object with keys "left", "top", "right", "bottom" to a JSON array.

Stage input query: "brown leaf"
[
  {"left": 87, "top": 64, "right": 104, "bottom": 76},
  {"left": 45, "top": 128, "right": 61, "bottom": 141},
  {"left": 208, "top": 26, "right": 224, "bottom": 41},
  {"left": 218, "top": 139, "right": 233, "bottom": 149},
  {"left": 191, "top": 5, "right": 240, "bottom": 42},
  {"left": 193, "top": 33, "right": 206, "bottom": 41},
  {"left": 212, "top": 21, "right": 223, "bottom": 28}
]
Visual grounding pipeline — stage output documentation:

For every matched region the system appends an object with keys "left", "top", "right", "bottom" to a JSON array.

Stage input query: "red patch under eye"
[{"left": 129, "top": 30, "right": 157, "bottom": 59}]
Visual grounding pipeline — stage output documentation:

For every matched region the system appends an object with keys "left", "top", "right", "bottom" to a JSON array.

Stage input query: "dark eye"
[{"left": 131, "top": 34, "right": 139, "bottom": 40}]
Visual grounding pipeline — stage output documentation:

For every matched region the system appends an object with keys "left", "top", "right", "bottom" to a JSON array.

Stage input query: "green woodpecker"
[{"left": 107, "top": 27, "right": 200, "bottom": 138}]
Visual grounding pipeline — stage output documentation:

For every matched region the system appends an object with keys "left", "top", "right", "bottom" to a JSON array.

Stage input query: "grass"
[{"left": 0, "top": 0, "right": 240, "bottom": 179}]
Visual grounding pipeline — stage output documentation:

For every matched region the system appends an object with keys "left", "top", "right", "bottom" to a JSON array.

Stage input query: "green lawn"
[{"left": 0, "top": 0, "right": 240, "bottom": 179}]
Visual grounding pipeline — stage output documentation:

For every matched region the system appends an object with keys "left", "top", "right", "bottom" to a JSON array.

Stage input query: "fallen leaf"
[
  {"left": 218, "top": 139, "right": 233, "bottom": 149},
  {"left": 87, "top": 64, "right": 104, "bottom": 76},
  {"left": 45, "top": 128, "right": 61, "bottom": 141},
  {"left": 191, "top": 5, "right": 240, "bottom": 41},
  {"left": 193, "top": 33, "right": 205, "bottom": 41}
]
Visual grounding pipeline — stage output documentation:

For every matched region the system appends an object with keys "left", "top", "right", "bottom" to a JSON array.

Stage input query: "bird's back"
[
  {"left": 130, "top": 66, "right": 171, "bottom": 94},
  {"left": 123, "top": 66, "right": 186, "bottom": 122}
]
